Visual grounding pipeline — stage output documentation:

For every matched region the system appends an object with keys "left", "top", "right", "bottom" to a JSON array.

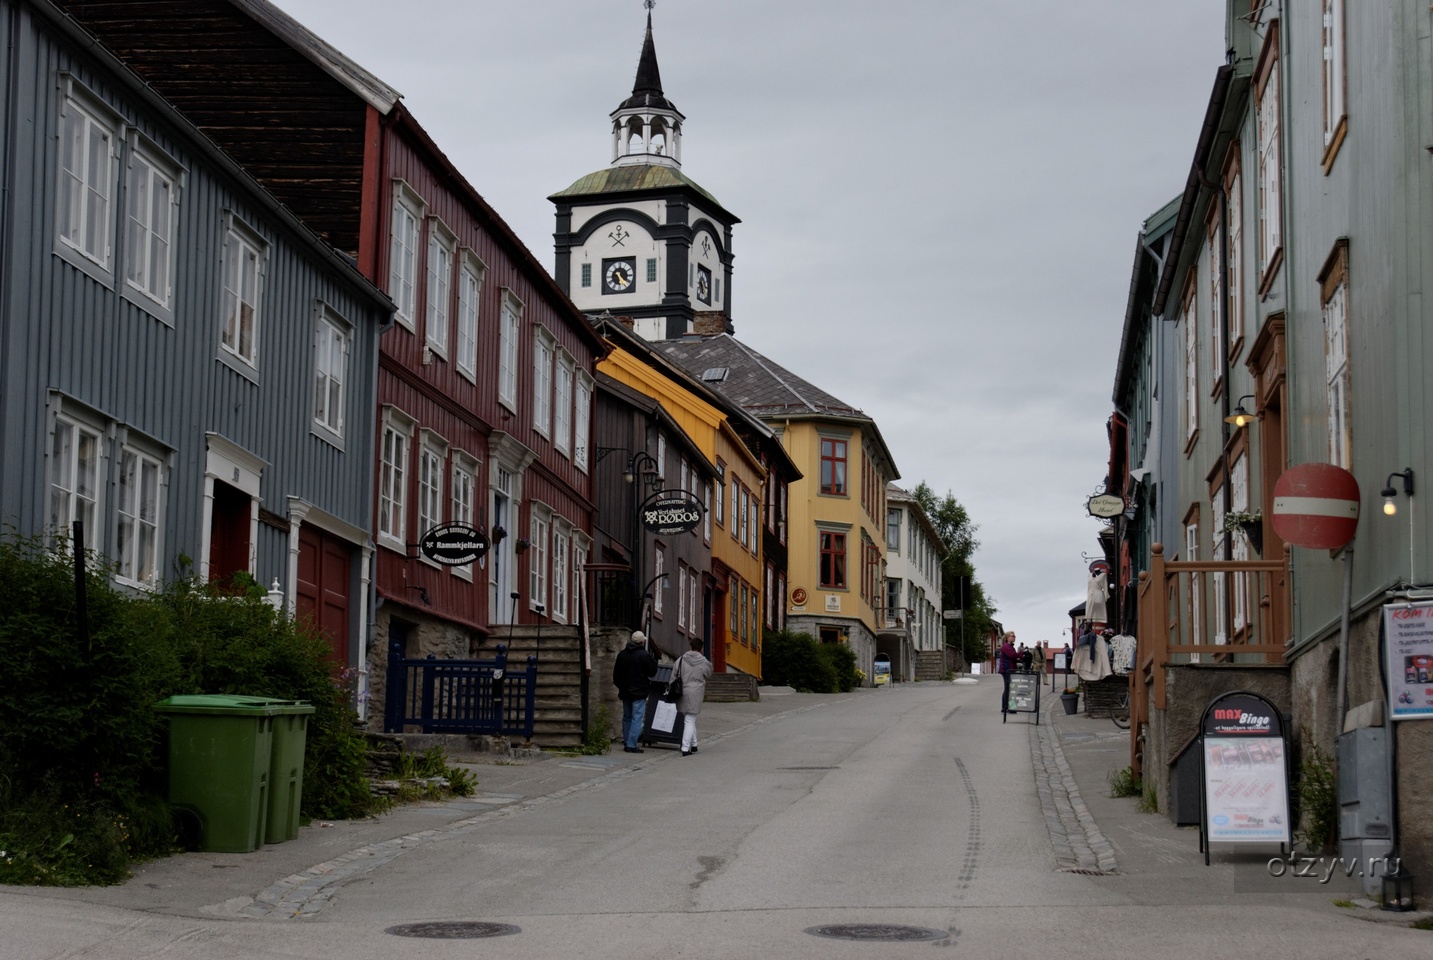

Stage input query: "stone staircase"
[
  {"left": 474, "top": 624, "right": 584, "bottom": 749},
  {"left": 705, "top": 671, "right": 759, "bottom": 702},
  {"left": 916, "top": 650, "right": 949, "bottom": 682}
]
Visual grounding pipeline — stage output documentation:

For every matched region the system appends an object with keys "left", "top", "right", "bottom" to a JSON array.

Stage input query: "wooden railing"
[{"left": 1130, "top": 542, "right": 1290, "bottom": 777}]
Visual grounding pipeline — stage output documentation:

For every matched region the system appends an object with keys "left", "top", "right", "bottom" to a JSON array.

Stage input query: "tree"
[{"left": 912, "top": 482, "right": 997, "bottom": 667}]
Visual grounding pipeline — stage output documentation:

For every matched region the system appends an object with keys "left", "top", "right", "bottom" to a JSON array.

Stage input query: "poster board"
[
  {"left": 1383, "top": 602, "right": 1433, "bottom": 720},
  {"left": 1007, "top": 673, "right": 1040, "bottom": 721},
  {"left": 1199, "top": 691, "right": 1290, "bottom": 862}
]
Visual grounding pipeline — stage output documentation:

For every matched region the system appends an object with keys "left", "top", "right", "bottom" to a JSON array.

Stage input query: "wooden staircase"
[
  {"left": 474, "top": 624, "right": 584, "bottom": 749},
  {"left": 706, "top": 671, "right": 759, "bottom": 702}
]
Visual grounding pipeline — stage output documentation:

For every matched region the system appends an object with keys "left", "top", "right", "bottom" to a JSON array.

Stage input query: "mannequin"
[{"left": 1086, "top": 569, "right": 1109, "bottom": 624}]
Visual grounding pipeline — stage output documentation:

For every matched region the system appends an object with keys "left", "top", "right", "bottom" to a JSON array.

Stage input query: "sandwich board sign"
[{"left": 1199, "top": 691, "right": 1290, "bottom": 864}]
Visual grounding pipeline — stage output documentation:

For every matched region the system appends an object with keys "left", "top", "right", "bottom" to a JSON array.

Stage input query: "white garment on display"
[{"left": 1086, "top": 572, "right": 1109, "bottom": 623}]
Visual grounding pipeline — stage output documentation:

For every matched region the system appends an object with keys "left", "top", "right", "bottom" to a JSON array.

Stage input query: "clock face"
[
  {"left": 696, "top": 265, "right": 712, "bottom": 305},
  {"left": 603, "top": 258, "right": 635, "bottom": 294}
]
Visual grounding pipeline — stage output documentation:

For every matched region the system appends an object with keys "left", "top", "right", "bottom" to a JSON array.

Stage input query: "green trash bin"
[
  {"left": 226, "top": 697, "right": 316, "bottom": 844},
  {"left": 153, "top": 695, "right": 281, "bottom": 853}
]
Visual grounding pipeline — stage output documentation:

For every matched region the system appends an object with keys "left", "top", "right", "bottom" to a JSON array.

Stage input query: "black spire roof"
[{"left": 618, "top": 12, "right": 676, "bottom": 112}]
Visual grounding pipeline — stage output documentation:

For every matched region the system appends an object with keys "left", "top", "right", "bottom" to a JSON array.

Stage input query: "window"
[
  {"left": 498, "top": 292, "right": 521, "bottom": 409},
  {"left": 49, "top": 412, "right": 103, "bottom": 538},
  {"left": 313, "top": 311, "right": 349, "bottom": 440},
  {"left": 887, "top": 508, "right": 900, "bottom": 551},
  {"left": 456, "top": 255, "right": 483, "bottom": 380},
  {"left": 571, "top": 539, "right": 588, "bottom": 624},
  {"left": 678, "top": 564, "right": 689, "bottom": 629},
  {"left": 646, "top": 258, "right": 657, "bottom": 283},
  {"left": 57, "top": 83, "right": 118, "bottom": 271},
  {"left": 886, "top": 578, "right": 900, "bottom": 626},
  {"left": 418, "top": 435, "right": 445, "bottom": 541},
  {"left": 766, "top": 563, "right": 777, "bottom": 630},
  {"left": 220, "top": 219, "right": 266, "bottom": 367},
  {"left": 730, "top": 574, "right": 739, "bottom": 637},
  {"left": 452, "top": 453, "right": 478, "bottom": 579},
  {"left": 580, "top": 263, "right": 591, "bottom": 288},
  {"left": 656, "top": 433, "right": 666, "bottom": 478},
  {"left": 1183, "top": 283, "right": 1198, "bottom": 445},
  {"left": 552, "top": 525, "right": 569, "bottom": 624},
  {"left": 748, "top": 492, "right": 759, "bottom": 555},
  {"left": 1207, "top": 211, "right": 1223, "bottom": 383},
  {"left": 530, "top": 511, "right": 549, "bottom": 612},
  {"left": 533, "top": 330, "right": 553, "bottom": 438},
  {"left": 653, "top": 546, "right": 665, "bottom": 616},
  {"left": 678, "top": 459, "right": 689, "bottom": 495},
  {"left": 388, "top": 185, "right": 422, "bottom": 328},
  {"left": 820, "top": 530, "right": 847, "bottom": 589},
  {"left": 1184, "top": 514, "right": 1201, "bottom": 662},
  {"left": 1225, "top": 154, "right": 1243, "bottom": 349},
  {"left": 820, "top": 437, "right": 848, "bottom": 495},
  {"left": 692, "top": 573, "right": 700, "bottom": 640},
  {"left": 378, "top": 409, "right": 413, "bottom": 547},
  {"left": 574, "top": 373, "right": 592, "bottom": 471},
  {"left": 1255, "top": 24, "right": 1282, "bottom": 285},
  {"left": 740, "top": 485, "right": 749, "bottom": 547},
  {"left": 554, "top": 352, "right": 573, "bottom": 457},
  {"left": 739, "top": 584, "right": 748, "bottom": 643},
  {"left": 1320, "top": 241, "right": 1351, "bottom": 469},
  {"left": 425, "top": 222, "right": 454, "bottom": 358},
  {"left": 704, "top": 482, "right": 712, "bottom": 543},
  {"left": 715, "top": 465, "right": 725, "bottom": 526},
  {"left": 116, "top": 445, "right": 163, "bottom": 587},
  {"left": 124, "top": 141, "right": 178, "bottom": 309},
  {"left": 1322, "top": 0, "right": 1347, "bottom": 168},
  {"left": 1231, "top": 452, "right": 1250, "bottom": 632},
  {"left": 730, "top": 477, "right": 740, "bottom": 540}
]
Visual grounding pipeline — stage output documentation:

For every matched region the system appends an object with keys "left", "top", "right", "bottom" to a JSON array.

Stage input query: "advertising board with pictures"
[
  {"left": 1007, "top": 673, "right": 1040, "bottom": 714},
  {"left": 1382, "top": 601, "right": 1433, "bottom": 720},
  {"left": 1199, "top": 691, "right": 1290, "bottom": 851}
]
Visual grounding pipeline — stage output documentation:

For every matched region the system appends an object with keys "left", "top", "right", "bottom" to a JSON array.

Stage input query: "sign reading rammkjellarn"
[{"left": 419, "top": 522, "right": 490, "bottom": 565}]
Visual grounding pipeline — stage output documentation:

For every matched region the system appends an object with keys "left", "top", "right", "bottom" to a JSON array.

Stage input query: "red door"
[
  {"left": 296, "top": 526, "right": 352, "bottom": 666},
  {"left": 208, "top": 481, "right": 251, "bottom": 584}
]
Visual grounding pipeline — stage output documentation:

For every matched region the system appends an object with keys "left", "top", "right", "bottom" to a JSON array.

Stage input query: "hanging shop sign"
[
  {"left": 640, "top": 491, "right": 705, "bottom": 536},
  {"left": 1270, "top": 463, "right": 1360, "bottom": 550},
  {"left": 1382, "top": 602, "right": 1433, "bottom": 720},
  {"left": 419, "top": 522, "right": 489, "bottom": 566},
  {"left": 1199, "top": 691, "right": 1290, "bottom": 861},
  {"left": 1087, "top": 494, "right": 1125, "bottom": 519}
]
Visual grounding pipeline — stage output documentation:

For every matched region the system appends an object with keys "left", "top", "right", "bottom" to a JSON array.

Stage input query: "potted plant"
[
  {"left": 513, "top": 537, "right": 532, "bottom": 555},
  {"left": 1222, "top": 509, "right": 1263, "bottom": 554},
  {"left": 1060, "top": 684, "right": 1080, "bottom": 715}
]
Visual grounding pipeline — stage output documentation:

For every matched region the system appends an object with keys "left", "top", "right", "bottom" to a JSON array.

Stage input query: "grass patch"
[
  {"left": 1137, "top": 785, "right": 1159, "bottom": 814},
  {"left": 1411, "top": 915, "right": 1433, "bottom": 931},
  {"left": 578, "top": 702, "right": 614, "bottom": 756},
  {"left": 1108, "top": 765, "right": 1142, "bottom": 799},
  {"left": 1331, "top": 899, "right": 1355, "bottom": 909}
]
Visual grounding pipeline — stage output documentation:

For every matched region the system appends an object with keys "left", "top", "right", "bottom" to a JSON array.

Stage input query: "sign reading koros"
[
  {"left": 419, "top": 522, "right": 489, "bottom": 566},
  {"left": 1271, "top": 463, "right": 1360, "bottom": 549},
  {"left": 640, "top": 491, "right": 705, "bottom": 535},
  {"left": 1087, "top": 494, "right": 1125, "bottom": 518}
]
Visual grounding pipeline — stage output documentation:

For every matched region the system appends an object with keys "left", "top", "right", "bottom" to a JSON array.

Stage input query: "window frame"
[
  {"left": 48, "top": 403, "right": 106, "bottom": 548},
  {"left": 312, "top": 306, "right": 351, "bottom": 446},
  {"left": 456, "top": 252, "right": 484, "bottom": 382},
  {"left": 417, "top": 430, "right": 448, "bottom": 556},
  {"left": 1223, "top": 148, "right": 1244, "bottom": 355},
  {"left": 378, "top": 406, "right": 415, "bottom": 551},
  {"left": 554, "top": 350, "right": 574, "bottom": 458},
  {"left": 1319, "top": 240, "right": 1352, "bottom": 470},
  {"left": 573, "top": 371, "right": 592, "bottom": 472},
  {"left": 122, "top": 133, "right": 182, "bottom": 318},
  {"left": 1321, "top": 0, "right": 1347, "bottom": 171},
  {"left": 819, "top": 436, "right": 849, "bottom": 496},
  {"left": 450, "top": 450, "right": 480, "bottom": 581},
  {"left": 218, "top": 213, "right": 268, "bottom": 374},
  {"left": 114, "top": 437, "right": 167, "bottom": 590},
  {"left": 388, "top": 182, "right": 424, "bottom": 331},
  {"left": 551, "top": 522, "right": 570, "bottom": 624},
  {"left": 498, "top": 290, "right": 522, "bottom": 411},
  {"left": 424, "top": 218, "right": 456, "bottom": 360},
  {"left": 55, "top": 76, "right": 121, "bottom": 281},
  {"left": 819, "top": 529, "right": 848, "bottom": 590},
  {"left": 1254, "top": 22, "right": 1283, "bottom": 292},
  {"left": 532, "top": 326, "right": 554, "bottom": 440}
]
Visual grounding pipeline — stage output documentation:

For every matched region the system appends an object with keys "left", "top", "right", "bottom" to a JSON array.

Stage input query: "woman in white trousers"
[{"left": 675, "top": 637, "right": 712, "bottom": 755}]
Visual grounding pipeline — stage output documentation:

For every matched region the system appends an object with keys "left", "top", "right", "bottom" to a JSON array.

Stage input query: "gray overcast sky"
[{"left": 275, "top": 0, "right": 1226, "bottom": 648}]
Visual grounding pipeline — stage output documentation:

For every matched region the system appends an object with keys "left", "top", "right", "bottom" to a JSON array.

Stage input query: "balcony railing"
[{"left": 1129, "top": 542, "right": 1290, "bottom": 777}]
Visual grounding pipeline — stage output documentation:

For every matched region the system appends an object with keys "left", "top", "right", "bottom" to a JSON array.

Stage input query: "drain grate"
[
  {"left": 1060, "top": 867, "right": 1111, "bottom": 876},
  {"left": 778, "top": 765, "right": 838, "bottom": 770},
  {"left": 805, "top": 924, "right": 948, "bottom": 942},
  {"left": 385, "top": 921, "right": 520, "bottom": 939}
]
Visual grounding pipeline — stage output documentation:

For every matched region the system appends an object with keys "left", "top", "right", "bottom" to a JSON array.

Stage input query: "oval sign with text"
[
  {"left": 640, "top": 492, "right": 705, "bottom": 535},
  {"left": 1087, "top": 494, "right": 1125, "bottom": 518},
  {"left": 419, "top": 522, "right": 490, "bottom": 566}
]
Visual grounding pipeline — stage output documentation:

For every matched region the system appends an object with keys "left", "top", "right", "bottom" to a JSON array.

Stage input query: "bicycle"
[{"left": 1111, "top": 688, "right": 1130, "bottom": 729}]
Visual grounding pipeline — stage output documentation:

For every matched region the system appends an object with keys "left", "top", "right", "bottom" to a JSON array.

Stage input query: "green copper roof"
[{"left": 550, "top": 164, "right": 729, "bottom": 214}]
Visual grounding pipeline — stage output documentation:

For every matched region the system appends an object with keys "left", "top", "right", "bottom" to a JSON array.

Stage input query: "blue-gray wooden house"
[{"left": 0, "top": 0, "right": 392, "bottom": 670}]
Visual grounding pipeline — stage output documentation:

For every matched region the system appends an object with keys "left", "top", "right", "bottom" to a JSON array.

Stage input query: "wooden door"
[{"left": 297, "top": 526, "right": 352, "bottom": 666}]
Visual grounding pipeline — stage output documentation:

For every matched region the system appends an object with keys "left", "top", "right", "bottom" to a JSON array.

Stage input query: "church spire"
[{"left": 610, "top": 5, "right": 683, "bottom": 167}]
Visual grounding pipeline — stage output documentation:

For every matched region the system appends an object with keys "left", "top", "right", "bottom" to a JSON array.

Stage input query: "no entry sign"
[{"left": 1271, "top": 463, "right": 1360, "bottom": 550}]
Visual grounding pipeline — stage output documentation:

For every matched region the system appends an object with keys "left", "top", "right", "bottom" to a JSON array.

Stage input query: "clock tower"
[{"left": 550, "top": 7, "right": 738, "bottom": 340}]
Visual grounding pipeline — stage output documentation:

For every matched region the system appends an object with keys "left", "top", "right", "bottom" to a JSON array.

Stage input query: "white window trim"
[
  {"left": 114, "top": 432, "right": 170, "bottom": 590},
  {"left": 570, "top": 533, "right": 591, "bottom": 626},
  {"left": 678, "top": 563, "right": 689, "bottom": 629},
  {"left": 1324, "top": 278, "right": 1350, "bottom": 469},
  {"left": 47, "top": 398, "right": 109, "bottom": 549},
  {"left": 1322, "top": 0, "right": 1347, "bottom": 154},
  {"left": 551, "top": 520, "right": 571, "bottom": 625},
  {"left": 554, "top": 350, "right": 574, "bottom": 457},
  {"left": 378, "top": 406, "right": 415, "bottom": 552},
  {"left": 653, "top": 545, "right": 665, "bottom": 617},
  {"left": 388, "top": 181, "right": 424, "bottom": 331},
  {"left": 529, "top": 503, "right": 551, "bottom": 613},
  {"left": 1256, "top": 32, "right": 1282, "bottom": 280},
  {"left": 450, "top": 450, "right": 480, "bottom": 581},
  {"left": 417, "top": 429, "right": 449, "bottom": 562},
  {"left": 122, "top": 132, "right": 183, "bottom": 320},
  {"left": 55, "top": 75, "right": 121, "bottom": 281},
  {"left": 217, "top": 212, "right": 268, "bottom": 375},
  {"left": 312, "top": 305, "right": 351, "bottom": 447},
  {"left": 425, "top": 218, "right": 456, "bottom": 360},
  {"left": 532, "top": 326, "right": 554, "bottom": 440},
  {"left": 498, "top": 289, "right": 523, "bottom": 412},
  {"left": 456, "top": 251, "right": 485, "bottom": 383},
  {"left": 573, "top": 371, "right": 592, "bottom": 473}
]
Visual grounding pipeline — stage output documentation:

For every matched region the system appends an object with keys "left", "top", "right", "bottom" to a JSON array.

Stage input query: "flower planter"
[{"left": 1060, "top": 692, "right": 1080, "bottom": 715}]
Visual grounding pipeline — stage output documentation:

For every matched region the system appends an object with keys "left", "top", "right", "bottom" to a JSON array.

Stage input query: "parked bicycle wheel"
[{"left": 1111, "top": 690, "right": 1131, "bottom": 729}]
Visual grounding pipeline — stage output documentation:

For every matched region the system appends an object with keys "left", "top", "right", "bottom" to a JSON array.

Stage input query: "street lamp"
[
  {"left": 1381, "top": 468, "right": 1414, "bottom": 516},
  {"left": 596, "top": 447, "right": 664, "bottom": 628},
  {"left": 1224, "top": 394, "right": 1261, "bottom": 428}
]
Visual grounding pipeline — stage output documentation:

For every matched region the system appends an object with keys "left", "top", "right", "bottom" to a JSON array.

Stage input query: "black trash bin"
[{"left": 641, "top": 664, "right": 684, "bottom": 748}]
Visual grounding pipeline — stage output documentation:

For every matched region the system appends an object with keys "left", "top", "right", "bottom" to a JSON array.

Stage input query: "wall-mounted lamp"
[
  {"left": 1224, "top": 394, "right": 1261, "bottom": 428},
  {"left": 1382, "top": 468, "right": 1415, "bottom": 516}
]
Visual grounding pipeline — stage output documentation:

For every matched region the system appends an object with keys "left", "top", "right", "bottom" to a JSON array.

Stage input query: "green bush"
[
  {"left": 0, "top": 536, "right": 380, "bottom": 885},
  {"left": 816, "top": 641, "right": 859, "bottom": 692},
  {"left": 761, "top": 630, "right": 837, "bottom": 693}
]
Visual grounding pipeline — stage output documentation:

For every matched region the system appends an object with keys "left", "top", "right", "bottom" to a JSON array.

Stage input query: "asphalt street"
[{"left": 1, "top": 677, "right": 1429, "bottom": 959}]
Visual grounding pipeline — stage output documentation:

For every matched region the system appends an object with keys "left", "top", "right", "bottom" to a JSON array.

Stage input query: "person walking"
[
  {"left": 996, "top": 632, "right": 1018, "bottom": 717},
  {"left": 612, "top": 630, "right": 658, "bottom": 753},
  {"left": 675, "top": 637, "right": 713, "bottom": 756}
]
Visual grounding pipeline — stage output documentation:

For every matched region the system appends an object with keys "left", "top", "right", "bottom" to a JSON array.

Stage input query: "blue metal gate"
[{"left": 384, "top": 642, "right": 537, "bottom": 739}]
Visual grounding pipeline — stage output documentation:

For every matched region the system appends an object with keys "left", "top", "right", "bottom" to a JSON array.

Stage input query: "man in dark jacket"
[{"left": 612, "top": 630, "right": 658, "bottom": 753}]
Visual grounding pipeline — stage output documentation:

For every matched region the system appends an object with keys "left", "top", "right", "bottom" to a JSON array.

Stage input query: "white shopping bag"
[{"left": 651, "top": 699, "right": 678, "bottom": 733}]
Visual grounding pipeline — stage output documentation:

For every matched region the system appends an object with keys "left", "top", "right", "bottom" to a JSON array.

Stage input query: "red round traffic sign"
[{"left": 1271, "top": 463, "right": 1360, "bottom": 549}]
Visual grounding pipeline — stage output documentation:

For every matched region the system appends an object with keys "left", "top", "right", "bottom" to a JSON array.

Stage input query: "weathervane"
[{"left": 645, "top": 0, "right": 655, "bottom": 11}]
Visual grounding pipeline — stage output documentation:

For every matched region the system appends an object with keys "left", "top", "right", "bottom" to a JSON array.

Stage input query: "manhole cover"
[
  {"left": 385, "top": 921, "right": 520, "bottom": 939},
  {"left": 805, "top": 924, "right": 947, "bottom": 942}
]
